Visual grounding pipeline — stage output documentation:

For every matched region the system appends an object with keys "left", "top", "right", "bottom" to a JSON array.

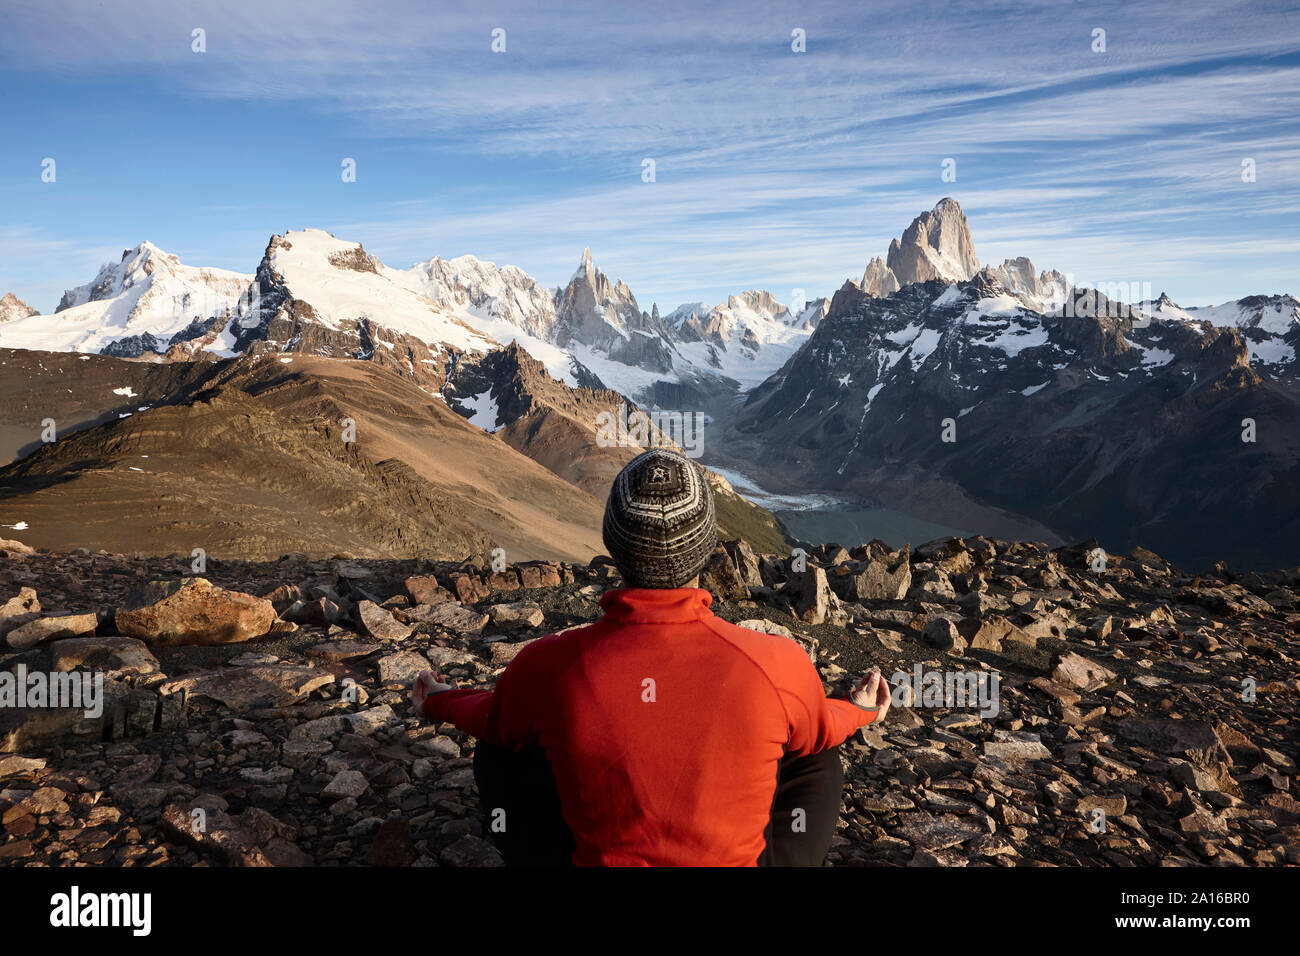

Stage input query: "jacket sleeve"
[
  {"left": 776, "top": 643, "right": 880, "bottom": 756},
  {"left": 421, "top": 639, "right": 547, "bottom": 747}
]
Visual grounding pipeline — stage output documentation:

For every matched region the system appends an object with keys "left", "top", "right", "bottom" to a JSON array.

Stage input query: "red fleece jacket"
[{"left": 424, "top": 587, "right": 878, "bottom": 866}]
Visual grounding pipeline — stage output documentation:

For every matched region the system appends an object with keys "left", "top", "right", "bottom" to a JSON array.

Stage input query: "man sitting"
[{"left": 413, "top": 448, "right": 890, "bottom": 866}]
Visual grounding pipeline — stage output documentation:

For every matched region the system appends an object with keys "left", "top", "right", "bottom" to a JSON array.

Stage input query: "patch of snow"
[
  {"left": 931, "top": 285, "right": 962, "bottom": 308},
  {"left": 461, "top": 389, "right": 500, "bottom": 432}
]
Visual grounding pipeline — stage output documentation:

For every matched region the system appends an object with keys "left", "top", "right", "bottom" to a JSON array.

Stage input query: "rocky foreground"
[{"left": 0, "top": 534, "right": 1296, "bottom": 867}]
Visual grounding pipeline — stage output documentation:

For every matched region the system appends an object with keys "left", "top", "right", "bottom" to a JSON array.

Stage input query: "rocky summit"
[{"left": 0, "top": 536, "right": 1296, "bottom": 868}]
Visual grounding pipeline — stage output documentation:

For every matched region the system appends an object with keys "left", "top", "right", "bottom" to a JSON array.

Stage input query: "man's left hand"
[{"left": 412, "top": 669, "right": 453, "bottom": 715}]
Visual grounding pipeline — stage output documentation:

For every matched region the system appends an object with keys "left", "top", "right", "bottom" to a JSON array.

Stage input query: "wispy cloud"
[{"left": 1, "top": 0, "right": 1297, "bottom": 308}]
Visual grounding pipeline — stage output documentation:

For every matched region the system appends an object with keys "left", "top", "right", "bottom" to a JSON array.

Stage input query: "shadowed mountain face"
[
  {"left": 442, "top": 342, "right": 790, "bottom": 554},
  {"left": 733, "top": 274, "right": 1300, "bottom": 571}
]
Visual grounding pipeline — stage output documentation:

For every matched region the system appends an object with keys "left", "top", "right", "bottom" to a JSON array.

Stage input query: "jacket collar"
[{"left": 599, "top": 587, "right": 713, "bottom": 624}]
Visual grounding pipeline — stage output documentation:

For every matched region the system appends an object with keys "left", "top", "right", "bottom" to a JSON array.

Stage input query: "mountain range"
[{"left": 1, "top": 199, "right": 1296, "bottom": 570}]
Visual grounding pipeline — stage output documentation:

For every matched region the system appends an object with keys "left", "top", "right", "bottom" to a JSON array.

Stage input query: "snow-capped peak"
[
  {"left": 0, "top": 242, "right": 251, "bottom": 355},
  {"left": 0, "top": 292, "right": 38, "bottom": 323}
]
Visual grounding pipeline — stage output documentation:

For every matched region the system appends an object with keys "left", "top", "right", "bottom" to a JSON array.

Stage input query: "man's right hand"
[{"left": 849, "top": 669, "right": 891, "bottom": 723}]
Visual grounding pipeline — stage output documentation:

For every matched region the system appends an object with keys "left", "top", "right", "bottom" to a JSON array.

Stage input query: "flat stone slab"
[
  {"left": 893, "top": 814, "right": 987, "bottom": 850},
  {"left": 307, "top": 641, "right": 381, "bottom": 662},
  {"left": 403, "top": 603, "right": 489, "bottom": 634},
  {"left": 49, "top": 635, "right": 159, "bottom": 679},
  {"left": 7, "top": 613, "right": 98, "bottom": 650},
  {"left": 983, "top": 730, "right": 1052, "bottom": 762},
  {"left": 158, "top": 665, "right": 333, "bottom": 710},
  {"left": 376, "top": 650, "right": 431, "bottom": 685}
]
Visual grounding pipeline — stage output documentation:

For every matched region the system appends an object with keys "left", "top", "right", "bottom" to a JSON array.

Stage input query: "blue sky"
[{"left": 1, "top": 0, "right": 1298, "bottom": 314}]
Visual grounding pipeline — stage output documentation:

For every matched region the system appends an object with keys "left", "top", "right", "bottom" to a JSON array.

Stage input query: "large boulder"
[{"left": 115, "top": 578, "right": 276, "bottom": 646}]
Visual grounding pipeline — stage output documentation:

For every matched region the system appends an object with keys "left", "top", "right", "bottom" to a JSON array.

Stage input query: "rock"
[
  {"left": 404, "top": 574, "right": 454, "bottom": 605},
  {"left": 735, "top": 618, "right": 794, "bottom": 640},
  {"left": 1169, "top": 759, "right": 1241, "bottom": 797},
  {"left": 922, "top": 617, "right": 967, "bottom": 654},
  {"left": 377, "top": 650, "right": 432, "bottom": 685},
  {"left": 0, "top": 538, "right": 35, "bottom": 557},
  {"left": 439, "top": 834, "right": 505, "bottom": 867},
  {"left": 404, "top": 602, "right": 489, "bottom": 634},
  {"left": 488, "top": 601, "right": 545, "bottom": 628},
  {"left": 983, "top": 731, "right": 1051, "bottom": 762},
  {"left": 1116, "top": 719, "right": 1230, "bottom": 766},
  {"left": 1050, "top": 651, "right": 1116, "bottom": 692},
  {"left": 159, "top": 803, "right": 276, "bottom": 866},
  {"left": 785, "top": 567, "right": 844, "bottom": 625},
  {"left": 423, "top": 645, "right": 479, "bottom": 667},
  {"left": 893, "top": 814, "right": 986, "bottom": 850},
  {"left": 518, "top": 562, "right": 564, "bottom": 588},
  {"left": 489, "top": 637, "right": 541, "bottom": 665},
  {"left": 288, "top": 717, "right": 347, "bottom": 741},
  {"left": 282, "top": 597, "right": 342, "bottom": 627},
  {"left": 6, "top": 612, "right": 98, "bottom": 650},
  {"left": 911, "top": 568, "right": 957, "bottom": 603},
  {"left": 1077, "top": 794, "right": 1127, "bottom": 818},
  {"left": 366, "top": 818, "right": 417, "bottom": 866},
  {"left": 956, "top": 615, "right": 1032, "bottom": 652},
  {"left": 0, "top": 755, "right": 46, "bottom": 776},
  {"left": 1028, "top": 676, "right": 1081, "bottom": 707},
  {"left": 307, "top": 640, "right": 381, "bottom": 662},
  {"left": 48, "top": 635, "right": 160, "bottom": 679},
  {"left": 723, "top": 539, "right": 764, "bottom": 588},
  {"left": 158, "top": 665, "right": 333, "bottom": 710},
  {"left": 699, "top": 547, "right": 749, "bottom": 602},
  {"left": 0, "top": 677, "right": 147, "bottom": 753},
  {"left": 837, "top": 547, "right": 912, "bottom": 601},
  {"left": 0, "top": 587, "right": 41, "bottom": 636},
  {"left": 344, "top": 705, "right": 395, "bottom": 736},
  {"left": 487, "top": 570, "right": 520, "bottom": 592},
  {"left": 448, "top": 572, "right": 490, "bottom": 604},
  {"left": 116, "top": 578, "right": 275, "bottom": 646},
  {"left": 356, "top": 600, "right": 414, "bottom": 641},
  {"left": 322, "top": 770, "right": 369, "bottom": 799}
]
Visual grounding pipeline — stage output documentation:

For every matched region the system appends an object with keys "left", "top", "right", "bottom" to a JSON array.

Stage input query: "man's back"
[{"left": 425, "top": 587, "right": 875, "bottom": 866}]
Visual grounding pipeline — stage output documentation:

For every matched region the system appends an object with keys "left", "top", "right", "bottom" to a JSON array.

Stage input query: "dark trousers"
[{"left": 472, "top": 743, "right": 844, "bottom": 867}]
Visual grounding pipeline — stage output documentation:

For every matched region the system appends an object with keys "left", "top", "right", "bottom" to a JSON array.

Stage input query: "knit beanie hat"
[{"left": 602, "top": 449, "right": 717, "bottom": 589}]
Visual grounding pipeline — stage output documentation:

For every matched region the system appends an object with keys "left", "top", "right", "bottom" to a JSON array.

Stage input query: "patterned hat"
[{"left": 602, "top": 449, "right": 717, "bottom": 589}]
